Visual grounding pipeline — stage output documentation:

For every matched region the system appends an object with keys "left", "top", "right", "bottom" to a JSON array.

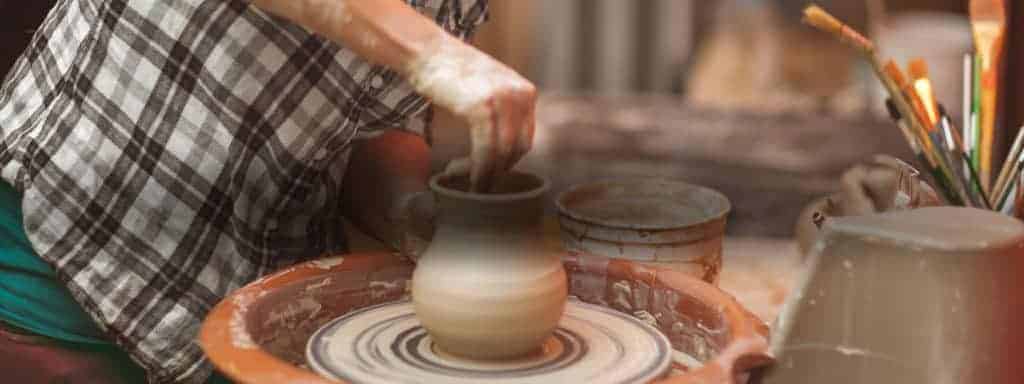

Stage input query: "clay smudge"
[
  {"left": 672, "top": 349, "right": 704, "bottom": 370},
  {"left": 694, "top": 319, "right": 725, "bottom": 337},
  {"left": 250, "top": 266, "right": 297, "bottom": 286},
  {"left": 633, "top": 310, "right": 658, "bottom": 327},
  {"left": 631, "top": 281, "right": 651, "bottom": 310},
  {"left": 835, "top": 345, "right": 870, "bottom": 356},
  {"left": 611, "top": 280, "right": 633, "bottom": 311},
  {"left": 369, "top": 280, "right": 404, "bottom": 301},
  {"left": 311, "top": 256, "right": 345, "bottom": 270},
  {"left": 405, "top": 33, "right": 532, "bottom": 120},
  {"left": 263, "top": 297, "right": 323, "bottom": 329},
  {"left": 369, "top": 280, "right": 400, "bottom": 290},
  {"left": 305, "top": 277, "right": 332, "bottom": 292},
  {"left": 229, "top": 292, "right": 258, "bottom": 349},
  {"left": 785, "top": 343, "right": 901, "bottom": 363}
]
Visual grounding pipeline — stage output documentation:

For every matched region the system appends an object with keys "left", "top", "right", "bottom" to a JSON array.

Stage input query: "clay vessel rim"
[
  {"left": 554, "top": 177, "right": 731, "bottom": 231},
  {"left": 430, "top": 171, "right": 550, "bottom": 202},
  {"left": 822, "top": 206, "right": 1024, "bottom": 253}
]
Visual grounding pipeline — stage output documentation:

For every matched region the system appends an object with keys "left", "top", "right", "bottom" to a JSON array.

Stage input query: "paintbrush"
[
  {"left": 962, "top": 53, "right": 981, "bottom": 184},
  {"left": 969, "top": 0, "right": 1007, "bottom": 191},
  {"left": 971, "top": 55, "right": 983, "bottom": 175},
  {"left": 905, "top": 59, "right": 974, "bottom": 204},
  {"left": 882, "top": 62, "right": 925, "bottom": 154},
  {"left": 993, "top": 155, "right": 1023, "bottom": 211},
  {"left": 938, "top": 105, "right": 992, "bottom": 209},
  {"left": 885, "top": 98, "right": 924, "bottom": 164},
  {"left": 801, "top": 5, "right": 923, "bottom": 144},
  {"left": 883, "top": 61, "right": 964, "bottom": 205},
  {"left": 1014, "top": 175, "right": 1024, "bottom": 218},
  {"left": 992, "top": 127, "right": 1024, "bottom": 202},
  {"left": 884, "top": 98, "right": 967, "bottom": 207},
  {"left": 907, "top": 59, "right": 940, "bottom": 127},
  {"left": 885, "top": 62, "right": 939, "bottom": 162},
  {"left": 802, "top": 5, "right": 964, "bottom": 204},
  {"left": 882, "top": 96, "right": 964, "bottom": 206}
]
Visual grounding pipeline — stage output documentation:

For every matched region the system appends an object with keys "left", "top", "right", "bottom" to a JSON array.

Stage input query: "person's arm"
[{"left": 249, "top": 0, "right": 536, "bottom": 192}]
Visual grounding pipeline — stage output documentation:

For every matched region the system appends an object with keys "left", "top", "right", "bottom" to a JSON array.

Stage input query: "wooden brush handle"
[
  {"left": 975, "top": 26, "right": 1005, "bottom": 191},
  {"left": 980, "top": 88, "right": 998, "bottom": 190}
]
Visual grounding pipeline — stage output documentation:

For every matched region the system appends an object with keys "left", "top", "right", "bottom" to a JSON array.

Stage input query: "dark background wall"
[{"left": 0, "top": 1, "right": 58, "bottom": 79}]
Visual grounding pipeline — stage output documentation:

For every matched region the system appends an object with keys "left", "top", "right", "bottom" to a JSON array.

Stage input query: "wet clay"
[
  {"left": 411, "top": 172, "right": 568, "bottom": 359},
  {"left": 306, "top": 299, "right": 672, "bottom": 383}
]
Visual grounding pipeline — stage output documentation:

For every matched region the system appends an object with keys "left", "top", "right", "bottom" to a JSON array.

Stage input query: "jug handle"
[{"left": 394, "top": 190, "right": 436, "bottom": 263}]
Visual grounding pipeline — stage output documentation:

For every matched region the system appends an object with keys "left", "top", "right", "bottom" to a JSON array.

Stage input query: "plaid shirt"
[{"left": 0, "top": 0, "right": 487, "bottom": 382}]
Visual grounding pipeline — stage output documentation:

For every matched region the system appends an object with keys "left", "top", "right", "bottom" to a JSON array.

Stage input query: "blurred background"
[
  {"left": 473, "top": 0, "right": 972, "bottom": 116},
  {"left": 0, "top": 0, "right": 1019, "bottom": 238},
  {"left": 465, "top": 0, "right": 1020, "bottom": 237}
]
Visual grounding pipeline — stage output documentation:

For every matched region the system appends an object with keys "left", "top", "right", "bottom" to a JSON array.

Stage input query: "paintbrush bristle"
[
  {"left": 970, "top": 0, "right": 1006, "bottom": 23},
  {"left": 883, "top": 60, "right": 908, "bottom": 88},
  {"left": 802, "top": 4, "right": 875, "bottom": 53},
  {"left": 907, "top": 59, "right": 929, "bottom": 81}
]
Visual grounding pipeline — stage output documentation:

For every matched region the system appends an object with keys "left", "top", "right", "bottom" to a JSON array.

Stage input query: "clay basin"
[
  {"left": 556, "top": 178, "right": 731, "bottom": 283},
  {"left": 198, "top": 252, "right": 772, "bottom": 383}
]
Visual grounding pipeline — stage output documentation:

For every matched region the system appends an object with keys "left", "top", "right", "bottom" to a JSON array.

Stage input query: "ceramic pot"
[
  {"left": 766, "top": 207, "right": 1024, "bottom": 383},
  {"left": 556, "top": 178, "right": 730, "bottom": 284},
  {"left": 411, "top": 171, "right": 568, "bottom": 359}
]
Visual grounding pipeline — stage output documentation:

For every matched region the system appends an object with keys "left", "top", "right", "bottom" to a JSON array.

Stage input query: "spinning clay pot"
[{"left": 411, "top": 171, "right": 568, "bottom": 359}]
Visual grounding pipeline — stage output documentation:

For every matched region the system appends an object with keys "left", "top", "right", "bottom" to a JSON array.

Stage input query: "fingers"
[
  {"left": 468, "top": 110, "right": 498, "bottom": 192},
  {"left": 441, "top": 156, "right": 491, "bottom": 192},
  {"left": 442, "top": 157, "right": 472, "bottom": 178},
  {"left": 487, "top": 99, "right": 517, "bottom": 188},
  {"left": 493, "top": 88, "right": 536, "bottom": 171},
  {"left": 509, "top": 88, "right": 537, "bottom": 167},
  {"left": 443, "top": 156, "right": 499, "bottom": 194},
  {"left": 471, "top": 88, "right": 537, "bottom": 192}
]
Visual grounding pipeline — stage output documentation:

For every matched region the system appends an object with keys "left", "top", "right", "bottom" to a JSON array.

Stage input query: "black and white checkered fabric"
[{"left": 0, "top": 0, "right": 486, "bottom": 382}]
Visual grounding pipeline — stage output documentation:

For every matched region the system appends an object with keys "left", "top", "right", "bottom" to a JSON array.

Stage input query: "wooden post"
[{"left": 1002, "top": 0, "right": 1024, "bottom": 160}]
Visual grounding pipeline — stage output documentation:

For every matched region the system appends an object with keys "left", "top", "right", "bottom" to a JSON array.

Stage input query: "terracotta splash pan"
[{"left": 198, "top": 251, "right": 772, "bottom": 383}]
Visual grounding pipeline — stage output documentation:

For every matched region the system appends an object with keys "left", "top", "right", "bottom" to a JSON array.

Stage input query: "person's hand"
[{"left": 409, "top": 38, "right": 537, "bottom": 192}]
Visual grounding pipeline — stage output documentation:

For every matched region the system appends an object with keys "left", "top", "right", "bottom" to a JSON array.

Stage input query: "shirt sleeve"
[{"left": 0, "top": 1, "right": 489, "bottom": 383}]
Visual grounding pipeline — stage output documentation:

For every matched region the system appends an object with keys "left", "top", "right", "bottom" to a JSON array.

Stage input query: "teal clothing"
[
  {"left": 0, "top": 181, "right": 110, "bottom": 345},
  {"left": 0, "top": 181, "right": 234, "bottom": 383}
]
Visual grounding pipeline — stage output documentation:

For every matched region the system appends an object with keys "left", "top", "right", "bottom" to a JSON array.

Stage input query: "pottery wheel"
[{"left": 306, "top": 298, "right": 672, "bottom": 383}]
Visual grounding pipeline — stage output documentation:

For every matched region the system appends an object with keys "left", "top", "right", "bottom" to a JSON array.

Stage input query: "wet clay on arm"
[{"left": 249, "top": 0, "right": 537, "bottom": 192}]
